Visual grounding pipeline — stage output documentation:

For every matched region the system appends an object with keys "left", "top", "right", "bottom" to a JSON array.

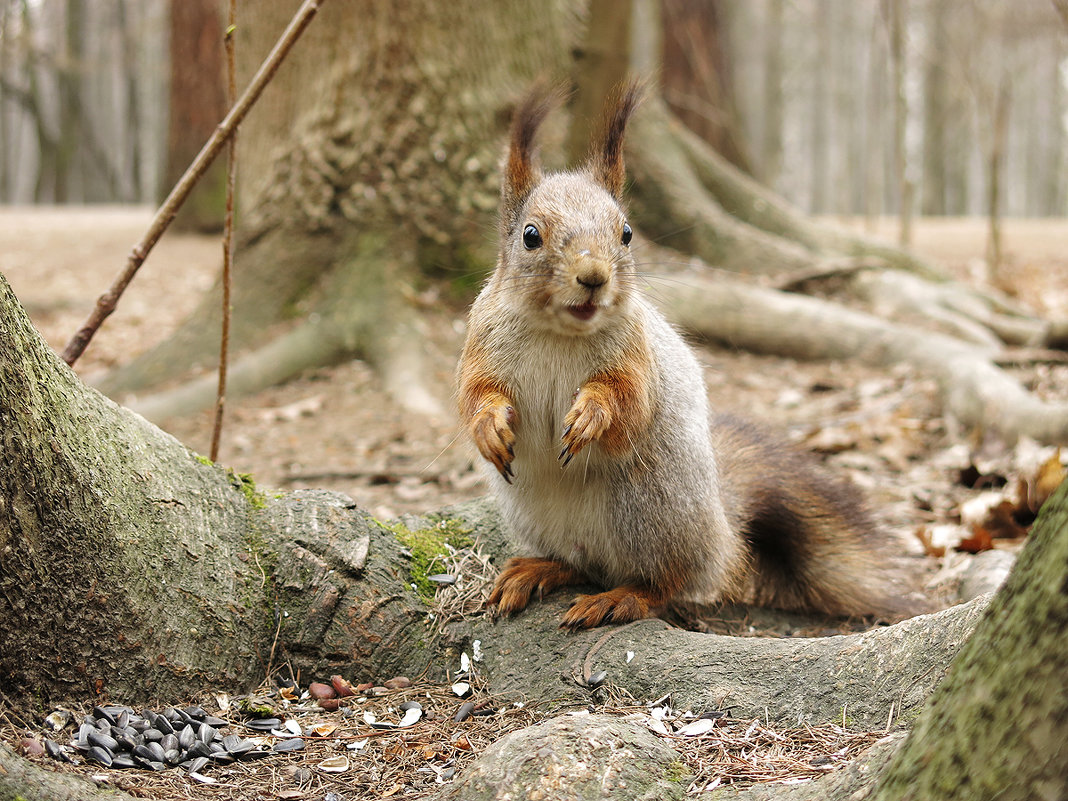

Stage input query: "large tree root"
[
  {"left": 97, "top": 226, "right": 342, "bottom": 397},
  {"left": 454, "top": 569, "right": 988, "bottom": 727},
  {"left": 628, "top": 99, "right": 948, "bottom": 282},
  {"left": 648, "top": 267, "right": 1068, "bottom": 444},
  {"left": 107, "top": 231, "right": 444, "bottom": 421}
]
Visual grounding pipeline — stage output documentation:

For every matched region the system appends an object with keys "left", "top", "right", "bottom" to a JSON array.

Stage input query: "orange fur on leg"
[
  {"left": 560, "top": 350, "right": 653, "bottom": 465},
  {"left": 458, "top": 348, "right": 517, "bottom": 481},
  {"left": 487, "top": 557, "right": 582, "bottom": 616}
]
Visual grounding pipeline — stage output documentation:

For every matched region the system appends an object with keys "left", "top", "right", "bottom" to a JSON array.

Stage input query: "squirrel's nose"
[
  {"left": 576, "top": 272, "right": 607, "bottom": 289},
  {"left": 573, "top": 249, "right": 611, "bottom": 290}
]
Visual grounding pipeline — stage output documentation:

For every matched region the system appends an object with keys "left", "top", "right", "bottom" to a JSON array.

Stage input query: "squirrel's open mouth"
[{"left": 567, "top": 303, "right": 598, "bottom": 321}]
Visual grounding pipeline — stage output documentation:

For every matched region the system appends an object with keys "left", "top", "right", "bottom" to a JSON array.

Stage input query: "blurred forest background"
[{"left": 1, "top": 0, "right": 1065, "bottom": 223}]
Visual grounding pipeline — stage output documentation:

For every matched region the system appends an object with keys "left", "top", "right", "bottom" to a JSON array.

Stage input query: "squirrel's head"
[{"left": 495, "top": 82, "right": 642, "bottom": 336}]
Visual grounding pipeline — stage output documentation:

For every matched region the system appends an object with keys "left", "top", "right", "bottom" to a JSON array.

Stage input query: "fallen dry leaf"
[
  {"left": 957, "top": 526, "right": 995, "bottom": 554},
  {"left": 1031, "top": 449, "right": 1066, "bottom": 511}
]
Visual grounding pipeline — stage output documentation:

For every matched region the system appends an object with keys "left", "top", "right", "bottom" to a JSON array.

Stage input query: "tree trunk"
[
  {"left": 0, "top": 272, "right": 434, "bottom": 707},
  {"left": 869, "top": 479, "right": 1068, "bottom": 801},
  {"left": 808, "top": 0, "right": 831, "bottom": 213},
  {"left": 95, "top": 0, "right": 573, "bottom": 411},
  {"left": 164, "top": 0, "right": 229, "bottom": 233},
  {"left": 985, "top": 79, "right": 1011, "bottom": 279},
  {"left": 760, "top": 0, "right": 784, "bottom": 189},
  {"left": 884, "top": 0, "right": 912, "bottom": 245},
  {"left": 566, "top": 0, "right": 632, "bottom": 167},
  {"left": 921, "top": 0, "right": 948, "bottom": 216}
]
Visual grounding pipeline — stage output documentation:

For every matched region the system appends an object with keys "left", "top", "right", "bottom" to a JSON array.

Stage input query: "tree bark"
[
  {"left": 659, "top": 0, "right": 752, "bottom": 173},
  {"left": 760, "top": 0, "right": 784, "bottom": 188},
  {"left": 95, "top": 0, "right": 570, "bottom": 407},
  {"left": 0, "top": 272, "right": 434, "bottom": 706},
  {"left": 870, "top": 477, "right": 1068, "bottom": 799}
]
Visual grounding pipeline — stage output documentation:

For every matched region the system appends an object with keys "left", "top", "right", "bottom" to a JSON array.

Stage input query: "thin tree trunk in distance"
[
  {"left": 566, "top": 0, "right": 633, "bottom": 167},
  {"left": 0, "top": 2, "right": 9, "bottom": 201},
  {"left": 885, "top": 0, "right": 912, "bottom": 245},
  {"left": 986, "top": 78, "right": 1010, "bottom": 279},
  {"left": 863, "top": 7, "right": 885, "bottom": 230},
  {"left": 117, "top": 0, "right": 143, "bottom": 202},
  {"left": 809, "top": 0, "right": 831, "bottom": 213},
  {"left": 165, "top": 0, "right": 228, "bottom": 232},
  {"left": 760, "top": 0, "right": 784, "bottom": 189},
  {"left": 660, "top": 0, "right": 752, "bottom": 173},
  {"left": 921, "top": 0, "right": 948, "bottom": 215}
]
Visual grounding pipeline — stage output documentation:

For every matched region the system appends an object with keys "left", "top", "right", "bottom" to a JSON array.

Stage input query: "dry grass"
[{"left": 671, "top": 717, "right": 888, "bottom": 792}]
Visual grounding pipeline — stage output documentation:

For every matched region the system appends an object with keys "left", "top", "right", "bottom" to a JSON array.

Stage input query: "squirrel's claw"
[
  {"left": 560, "top": 587, "right": 652, "bottom": 629},
  {"left": 471, "top": 401, "right": 517, "bottom": 482},
  {"left": 560, "top": 392, "right": 612, "bottom": 468}
]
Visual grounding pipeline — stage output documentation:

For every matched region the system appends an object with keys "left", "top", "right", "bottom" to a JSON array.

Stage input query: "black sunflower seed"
[
  {"left": 87, "top": 730, "right": 119, "bottom": 752},
  {"left": 87, "top": 746, "right": 113, "bottom": 767},
  {"left": 273, "top": 738, "right": 304, "bottom": 753}
]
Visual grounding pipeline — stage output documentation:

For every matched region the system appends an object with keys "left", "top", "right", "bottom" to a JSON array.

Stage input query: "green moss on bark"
[{"left": 386, "top": 517, "right": 474, "bottom": 601}]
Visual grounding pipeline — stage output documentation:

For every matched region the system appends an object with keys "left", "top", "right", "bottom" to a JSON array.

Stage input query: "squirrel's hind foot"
[
  {"left": 487, "top": 557, "right": 581, "bottom": 616},
  {"left": 561, "top": 586, "right": 663, "bottom": 629}
]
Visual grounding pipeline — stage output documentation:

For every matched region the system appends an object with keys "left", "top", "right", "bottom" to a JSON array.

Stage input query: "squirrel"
[{"left": 458, "top": 83, "right": 918, "bottom": 629}]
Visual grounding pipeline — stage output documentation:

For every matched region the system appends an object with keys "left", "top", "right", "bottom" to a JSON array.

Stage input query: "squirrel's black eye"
[
  {"left": 621, "top": 222, "right": 632, "bottom": 246},
  {"left": 522, "top": 224, "right": 542, "bottom": 250}
]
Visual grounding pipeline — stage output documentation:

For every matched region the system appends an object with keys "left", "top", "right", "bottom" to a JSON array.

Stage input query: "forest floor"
[{"left": 2, "top": 206, "right": 1067, "bottom": 798}]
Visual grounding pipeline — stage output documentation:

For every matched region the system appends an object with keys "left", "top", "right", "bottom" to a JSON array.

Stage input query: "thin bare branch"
[{"left": 211, "top": 1, "right": 239, "bottom": 462}]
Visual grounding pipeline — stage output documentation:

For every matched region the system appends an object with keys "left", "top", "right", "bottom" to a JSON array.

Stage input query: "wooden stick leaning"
[
  {"left": 210, "top": 4, "right": 240, "bottom": 462},
  {"left": 60, "top": 0, "right": 327, "bottom": 366}
]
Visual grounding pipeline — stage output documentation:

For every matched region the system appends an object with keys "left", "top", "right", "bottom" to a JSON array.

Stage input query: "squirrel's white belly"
[
  {"left": 488, "top": 339, "right": 624, "bottom": 576},
  {"left": 493, "top": 441, "right": 617, "bottom": 574}
]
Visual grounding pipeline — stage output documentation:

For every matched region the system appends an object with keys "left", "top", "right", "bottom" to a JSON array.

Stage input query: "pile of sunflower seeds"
[{"left": 43, "top": 705, "right": 300, "bottom": 781}]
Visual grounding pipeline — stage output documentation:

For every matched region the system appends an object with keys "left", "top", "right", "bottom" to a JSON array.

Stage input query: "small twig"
[
  {"left": 60, "top": 0, "right": 327, "bottom": 366},
  {"left": 210, "top": 3, "right": 239, "bottom": 462}
]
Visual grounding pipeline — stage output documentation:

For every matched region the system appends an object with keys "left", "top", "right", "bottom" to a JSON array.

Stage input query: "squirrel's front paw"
[
  {"left": 560, "top": 389, "right": 613, "bottom": 467},
  {"left": 471, "top": 402, "right": 517, "bottom": 482}
]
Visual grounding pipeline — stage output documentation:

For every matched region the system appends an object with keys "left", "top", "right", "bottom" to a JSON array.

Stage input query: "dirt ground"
[{"left": 2, "top": 207, "right": 1066, "bottom": 587}]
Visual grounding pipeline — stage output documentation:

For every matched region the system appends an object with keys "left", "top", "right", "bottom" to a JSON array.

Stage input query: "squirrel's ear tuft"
[
  {"left": 588, "top": 80, "right": 643, "bottom": 200},
  {"left": 501, "top": 83, "right": 562, "bottom": 234}
]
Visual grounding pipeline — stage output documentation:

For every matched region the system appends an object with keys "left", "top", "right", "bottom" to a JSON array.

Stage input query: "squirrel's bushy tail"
[{"left": 710, "top": 414, "right": 921, "bottom": 620}]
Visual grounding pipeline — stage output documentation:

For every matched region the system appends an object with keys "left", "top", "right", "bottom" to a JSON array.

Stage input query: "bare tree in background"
[
  {"left": 164, "top": 0, "right": 228, "bottom": 232},
  {"left": 1, "top": 0, "right": 1064, "bottom": 219},
  {"left": 659, "top": 0, "right": 752, "bottom": 174},
  {"left": 0, "top": 0, "right": 164, "bottom": 204},
  {"left": 884, "top": 0, "right": 913, "bottom": 244}
]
